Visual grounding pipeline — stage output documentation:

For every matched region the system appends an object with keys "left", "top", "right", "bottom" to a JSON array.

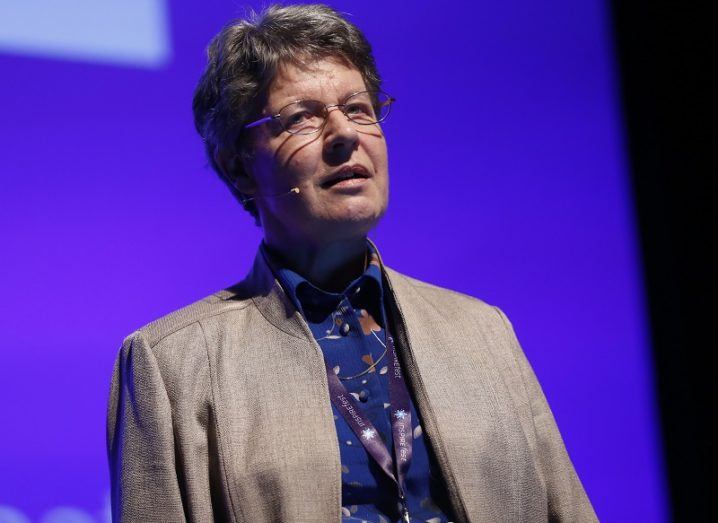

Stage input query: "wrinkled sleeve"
[
  {"left": 106, "top": 330, "right": 186, "bottom": 522},
  {"left": 494, "top": 307, "right": 598, "bottom": 522}
]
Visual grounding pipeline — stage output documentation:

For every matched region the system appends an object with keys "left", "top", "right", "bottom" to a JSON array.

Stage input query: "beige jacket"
[{"left": 107, "top": 247, "right": 596, "bottom": 522}]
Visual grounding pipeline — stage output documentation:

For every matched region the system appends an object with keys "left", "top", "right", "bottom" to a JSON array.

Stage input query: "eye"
[
  {"left": 279, "top": 100, "right": 324, "bottom": 132},
  {"left": 345, "top": 101, "right": 375, "bottom": 121},
  {"left": 286, "top": 110, "right": 312, "bottom": 127}
]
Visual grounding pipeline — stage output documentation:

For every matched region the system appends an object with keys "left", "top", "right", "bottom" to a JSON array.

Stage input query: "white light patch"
[{"left": 0, "top": 0, "right": 170, "bottom": 68}]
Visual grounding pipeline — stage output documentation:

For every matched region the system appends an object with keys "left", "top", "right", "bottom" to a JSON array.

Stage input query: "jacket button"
[
  {"left": 358, "top": 389, "right": 369, "bottom": 402},
  {"left": 341, "top": 323, "right": 351, "bottom": 335}
]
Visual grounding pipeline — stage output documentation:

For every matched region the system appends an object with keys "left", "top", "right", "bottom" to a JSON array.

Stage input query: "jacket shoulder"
[
  {"left": 124, "top": 282, "right": 253, "bottom": 350},
  {"left": 384, "top": 266, "right": 503, "bottom": 320}
]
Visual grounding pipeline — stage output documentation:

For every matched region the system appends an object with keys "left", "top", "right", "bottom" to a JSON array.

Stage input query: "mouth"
[{"left": 321, "top": 164, "right": 371, "bottom": 189}]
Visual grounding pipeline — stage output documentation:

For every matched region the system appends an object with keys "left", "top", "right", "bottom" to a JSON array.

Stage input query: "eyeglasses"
[{"left": 244, "top": 90, "right": 395, "bottom": 136}]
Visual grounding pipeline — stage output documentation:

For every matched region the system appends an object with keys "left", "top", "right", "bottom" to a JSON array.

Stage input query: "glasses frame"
[{"left": 243, "top": 90, "right": 395, "bottom": 135}]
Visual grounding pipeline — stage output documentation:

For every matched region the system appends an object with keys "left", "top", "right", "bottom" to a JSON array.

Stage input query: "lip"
[{"left": 320, "top": 164, "right": 372, "bottom": 189}]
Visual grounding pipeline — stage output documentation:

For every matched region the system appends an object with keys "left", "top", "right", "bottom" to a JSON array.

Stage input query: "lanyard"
[{"left": 325, "top": 332, "right": 413, "bottom": 523}]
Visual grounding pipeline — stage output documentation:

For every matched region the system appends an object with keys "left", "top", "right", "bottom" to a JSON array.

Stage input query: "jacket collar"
[
  {"left": 216, "top": 245, "right": 315, "bottom": 341},
  {"left": 219, "top": 240, "right": 394, "bottom": 340}
]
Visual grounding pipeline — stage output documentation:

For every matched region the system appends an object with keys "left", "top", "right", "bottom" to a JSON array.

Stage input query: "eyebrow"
[{"left": 272, "top": 88, "right": 368, "bottom": 111}]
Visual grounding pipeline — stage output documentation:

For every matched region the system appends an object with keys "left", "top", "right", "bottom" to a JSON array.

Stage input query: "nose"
[{"left": 322, "top": 106, "right": 359, "bottom": 157}]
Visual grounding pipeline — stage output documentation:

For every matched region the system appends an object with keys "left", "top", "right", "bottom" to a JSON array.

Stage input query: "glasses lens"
[
  {"left": 279, "top": 100, "right": 325, "bottom": 135},
  {"left": 345, "top": 91, "right": 393, "bottom": 125}
]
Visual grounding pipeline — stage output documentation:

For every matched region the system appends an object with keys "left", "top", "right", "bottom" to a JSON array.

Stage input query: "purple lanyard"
[{"left": 324, "top": 332, "right": 414, "bottom": 523}]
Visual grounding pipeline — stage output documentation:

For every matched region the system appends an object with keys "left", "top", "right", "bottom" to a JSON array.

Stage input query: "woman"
[{"left": 107, "top": 4, "right": 596, "bottom": 522}]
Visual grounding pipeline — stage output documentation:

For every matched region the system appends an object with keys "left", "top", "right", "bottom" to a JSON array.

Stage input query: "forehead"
[{"left": 267, "top": 57, "right": 367, "bottom": 107}]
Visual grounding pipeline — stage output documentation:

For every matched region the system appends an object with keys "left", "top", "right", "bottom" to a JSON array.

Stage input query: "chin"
[{"left": 318, "top": 205, "right": 386, "bottom": 241}]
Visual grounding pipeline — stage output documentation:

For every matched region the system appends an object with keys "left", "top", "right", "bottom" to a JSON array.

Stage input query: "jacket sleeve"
[
  {"left": 494, "top": 307, "right": 598, "bottom": 522},
  {"left": 106, "top": 330, "right": 186, "bottom": 522}
]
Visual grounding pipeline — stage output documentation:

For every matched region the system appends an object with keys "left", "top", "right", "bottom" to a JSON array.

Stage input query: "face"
[{"left": 240, "top": 57, "right": 389, "bottom": 249}]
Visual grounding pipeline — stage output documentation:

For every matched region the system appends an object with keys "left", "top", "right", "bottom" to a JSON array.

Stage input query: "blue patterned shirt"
[{"left": 264, "top": 242, "right": 451, "bottom": 522}]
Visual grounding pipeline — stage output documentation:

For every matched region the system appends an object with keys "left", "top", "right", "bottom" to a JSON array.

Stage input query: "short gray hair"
[{"left": 192, "top": 4, "right": 382, "bottom": 220}]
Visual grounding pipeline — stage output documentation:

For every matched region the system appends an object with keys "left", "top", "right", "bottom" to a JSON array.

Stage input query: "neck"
[{"left": 264, "top": 236, "right": 368, "bottom": 293}]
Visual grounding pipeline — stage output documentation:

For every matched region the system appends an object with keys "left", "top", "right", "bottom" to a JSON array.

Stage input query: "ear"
[{"left": 214, "top": 146, "right": 257, "bottom": 196}]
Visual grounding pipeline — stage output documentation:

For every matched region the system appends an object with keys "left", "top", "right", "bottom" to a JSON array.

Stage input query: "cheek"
[
  {"left": 249, "top": 154, "right": 297, "bottom": 193},
  {"left": 246, "top": 146, "right": 279, "bottom": 189},
  {"left": 276, "top": 143, "right": 323, "bottom": 184},
  {"left": 249, "top": 133, "right": 312, "bottom": 186},
  {"left": 367, "top": 135, "right": 388, "bottom": 167}
]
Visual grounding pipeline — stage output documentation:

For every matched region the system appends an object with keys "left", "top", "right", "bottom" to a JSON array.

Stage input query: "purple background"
[{"left": 0, "top": 1, "right": 666, "bottom": 521}]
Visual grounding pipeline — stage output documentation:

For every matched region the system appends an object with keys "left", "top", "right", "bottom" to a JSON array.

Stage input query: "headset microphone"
[{"left": 243, "top": 187, "right": 300, "bottom": 202}]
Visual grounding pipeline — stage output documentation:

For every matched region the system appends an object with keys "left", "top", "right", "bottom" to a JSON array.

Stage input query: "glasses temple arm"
[{"left": 244, "top": 115, "right": 276, "bottom": 130}]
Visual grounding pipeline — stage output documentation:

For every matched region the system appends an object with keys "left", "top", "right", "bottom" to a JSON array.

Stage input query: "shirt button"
[
  {"left": 341, "top": 323, "right": 351, "bottom": 335},
  {"left": 358, "top": 389, "right": 370, "bottom": 402}
]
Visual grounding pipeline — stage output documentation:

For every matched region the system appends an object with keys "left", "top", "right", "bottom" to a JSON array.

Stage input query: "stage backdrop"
[{"left": 0, "top": 1, "right": 666, "bottom": 521}]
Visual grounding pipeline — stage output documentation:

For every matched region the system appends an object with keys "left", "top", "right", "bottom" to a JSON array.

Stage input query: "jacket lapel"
[
  {"left": 381, "top": 267, "right": 540, "bottom": 522},
  {"left": 219, "top": 247, "right": 313, "bottom": 341},
  {"left": 215, "top": 250, "right": 342, "bottom": 522}
]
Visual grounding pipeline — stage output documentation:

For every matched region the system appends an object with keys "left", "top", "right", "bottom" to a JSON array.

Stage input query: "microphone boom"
[{"left": 244, "top": 187, "right": 300, "bottom": 202}]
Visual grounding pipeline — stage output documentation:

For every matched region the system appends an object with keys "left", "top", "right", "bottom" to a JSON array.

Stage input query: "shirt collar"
[{"left": 261, "top": 241, "right": 384, "bottom": 320}]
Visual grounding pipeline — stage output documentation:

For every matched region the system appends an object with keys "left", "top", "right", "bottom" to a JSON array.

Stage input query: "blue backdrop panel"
[
  {"left": 0, "top": 0, "right": 170, "bottom": 67},
  {"left": 0, "top": 1, "right": 666, "bottom": 521}
]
